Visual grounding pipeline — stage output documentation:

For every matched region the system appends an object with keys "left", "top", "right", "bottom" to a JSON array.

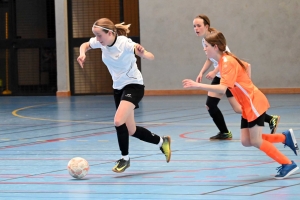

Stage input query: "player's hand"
[
  {"left": 135, "top": 44, "right": 145, "bottom": 54},
  {"left": 77, "top": 55, "right": 86, "bottom": 68},
  {"left": 182, "top": 79, "right": 201, "bottom": 88},
  {"left": 196, "top": 73, "right": 203, "bottom": 83},
  {"left": 206, "top": 70, "right": 216, "bottom": 80}
]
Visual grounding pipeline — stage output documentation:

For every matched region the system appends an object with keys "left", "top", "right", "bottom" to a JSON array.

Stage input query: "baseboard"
[
  {"left": 56, "top": 91, "right": 71, "bottom": 97},
  {"left": 145, "top": 88, "right": 300, "bottom": 96},
  {"left": 259, "top": 88, "right": 300, "bottom": 94},
  {"left": 55, "top": 88, "right": 300, "bottom": 96}
]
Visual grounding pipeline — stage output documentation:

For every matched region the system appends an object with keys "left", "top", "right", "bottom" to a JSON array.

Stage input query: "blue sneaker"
[
  {"left": 282, "top": 129, "right": 299, "bottom": 156},
  {"left": 275, "top": 161, "right": 299, "bottom": 179}
]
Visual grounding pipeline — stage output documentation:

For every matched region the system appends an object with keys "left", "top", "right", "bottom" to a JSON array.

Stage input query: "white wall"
[{"left": 139, "top": 0, "right": 300, "bottom": 90}]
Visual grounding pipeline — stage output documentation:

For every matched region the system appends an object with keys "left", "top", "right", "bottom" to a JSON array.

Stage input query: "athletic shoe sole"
[
  {"left": 112, "top": 164, "right": 130, "bottom": 173},
  {"left": 274, "top": 166, "right": 299, "bottom": 180},
  {"left": 164, "top": 136, "right": 171, "bottom": 163},
  {"left": 210, "top": 138, "right": 232, "bottom": 140},
  {"left": 289, "top": 129, "right": 299, "bottom": 155}
]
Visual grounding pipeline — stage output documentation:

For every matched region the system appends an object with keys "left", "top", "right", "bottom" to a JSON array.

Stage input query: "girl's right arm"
[
  {"left": 196, "top": 58, "right": 212, "bottom": 82},
  {"left": 77, "top": 42, "right": 91, "bottom": 68}
]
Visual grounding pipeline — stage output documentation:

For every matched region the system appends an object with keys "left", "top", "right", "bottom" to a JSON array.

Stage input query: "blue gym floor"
[{"left": 0, "top": 94, "right": 299, "bottom": 200}]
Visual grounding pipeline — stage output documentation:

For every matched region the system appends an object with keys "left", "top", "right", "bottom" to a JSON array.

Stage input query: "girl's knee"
[
  {"left": 241, "top": 139, "right": 252, "bottom": 147},
  {"left": 114, "top": 118, "right": 124, "bottom": 127}
]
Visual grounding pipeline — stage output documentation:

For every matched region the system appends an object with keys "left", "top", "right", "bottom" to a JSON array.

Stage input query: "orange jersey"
[{"left": 219, "top": 55, "right": 270, "bottom": 122}]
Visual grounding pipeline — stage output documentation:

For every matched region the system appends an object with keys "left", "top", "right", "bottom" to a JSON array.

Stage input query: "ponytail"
[
  {"left": 114, "top": 22, "right": 131, "bottom": 36},
  {"left": 205, "top": 31, "right": 247, "bottom": 71},
  {"left": 224, "top": 51, "right": 247, "bottom": 71},
  {"left": 208, "top": 27, "right": 217, "bottom": 32}
]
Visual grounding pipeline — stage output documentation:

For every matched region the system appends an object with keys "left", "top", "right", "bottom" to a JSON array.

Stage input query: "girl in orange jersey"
[
  {"left": 193, "top": 14, "right": 279, "bottom": 140},
  {"left": 182, "top": 31, "right": 299, "bottom": 179}
]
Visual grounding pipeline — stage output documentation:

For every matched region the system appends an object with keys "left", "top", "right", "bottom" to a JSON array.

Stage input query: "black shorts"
[
  {"left": 113, "top": 84, "right": 144, "bottom": 109},
  {"left": 211, "top": 76, "right": 233, "bottom": 98},
  {"left": 241, "top": 112, "right": 265, "bottom": 129}
]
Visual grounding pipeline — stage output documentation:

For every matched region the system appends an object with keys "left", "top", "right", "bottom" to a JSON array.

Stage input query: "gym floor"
[{"left": 0, "top": 94, "right": 299, "bottom": 199}]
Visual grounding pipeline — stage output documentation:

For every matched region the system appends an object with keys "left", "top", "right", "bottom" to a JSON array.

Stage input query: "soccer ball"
[{"left": 67, "top": 157, "right": 89, "bottom": 179}]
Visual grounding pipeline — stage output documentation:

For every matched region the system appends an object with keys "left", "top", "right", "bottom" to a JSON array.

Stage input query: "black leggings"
[
  {"left": 211, "top": 76, "right": 233, "bottom": 98},
  {"left": 206, "top": 96, "right": 229, "bottom": 133}
]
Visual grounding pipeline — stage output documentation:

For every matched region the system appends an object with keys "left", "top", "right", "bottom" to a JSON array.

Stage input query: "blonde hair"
[{"left": 93, "top": 18, "right": 130, "bottom": 36}]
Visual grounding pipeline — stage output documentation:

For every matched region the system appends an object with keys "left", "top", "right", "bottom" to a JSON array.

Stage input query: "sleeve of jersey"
[
  {"left": 124, "top": 38, "right": 136, "bottom": 53},
  {"left": 220, "top": 59, "right": 238, "bottom": 89},
  {"left": 89, "top": 37, "right": 102, "bottom": 49},
  {"left": 201, "top": 38, "right": 205, "bottom": 48},
  {"left": 225, "top": 45, "right": 230, "bottom": 52}
]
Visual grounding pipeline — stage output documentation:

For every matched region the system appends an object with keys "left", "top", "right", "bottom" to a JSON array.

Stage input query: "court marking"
[
  {"left": 11, "top": 103, "right": 300, "bottom": 127},
  {"left": 1, "top": 96, "right": 299, "bottom": 196}
]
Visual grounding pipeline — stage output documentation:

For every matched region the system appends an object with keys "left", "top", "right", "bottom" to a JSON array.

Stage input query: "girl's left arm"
[{"left": 134, "top": 44, "right": 154, "bottom": 60}]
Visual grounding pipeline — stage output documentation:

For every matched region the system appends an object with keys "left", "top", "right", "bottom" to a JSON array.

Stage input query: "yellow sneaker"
[
  {"left": 209, "top": 131, "right": 232, "bottom": 140},
  {"left": 270, "top": 115, "right": 280, "bottom": 134},
  {"left": 160, "top": 136, "right": 171, "bottom": 163},
  {"left": 112, "top": 158, "right": 130, "bottom": 173}
]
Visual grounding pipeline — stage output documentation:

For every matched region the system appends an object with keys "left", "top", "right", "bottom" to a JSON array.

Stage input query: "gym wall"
[{"left": 139, "top": 0, "right": 300, "bottom": 93}]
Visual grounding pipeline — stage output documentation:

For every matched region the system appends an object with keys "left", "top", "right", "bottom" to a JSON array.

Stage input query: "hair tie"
[{"left": 92, "top": 24, "right": 115, "bottom": 33}]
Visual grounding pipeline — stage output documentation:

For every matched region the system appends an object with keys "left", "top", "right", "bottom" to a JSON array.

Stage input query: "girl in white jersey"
[
  {"left": 193, "top": 14, "right": 280, "bottom": 140},
  {"left": 77, "top": 18, "right": 171, "bottom": 173}
]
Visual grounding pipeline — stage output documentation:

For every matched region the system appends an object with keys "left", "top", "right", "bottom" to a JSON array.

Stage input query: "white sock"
[
  {"left": 158, "top": 137, "right": 163, "bottom": 147},
  {"left": 121, "top": 155, "right": 129, "bottom": 161}
]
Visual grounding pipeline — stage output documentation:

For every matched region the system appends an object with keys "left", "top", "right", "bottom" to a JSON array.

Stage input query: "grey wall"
[{"left": 139, "top": 0, "right": 300, "bottom": 90}]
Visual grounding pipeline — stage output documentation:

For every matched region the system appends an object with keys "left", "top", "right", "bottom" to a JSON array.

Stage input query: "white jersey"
[
  {"left": 89, "top": 36, "right": 143, "bottom": 89},
  {"left": 202, "top": 38, "right": 230, "bottom": 78}
]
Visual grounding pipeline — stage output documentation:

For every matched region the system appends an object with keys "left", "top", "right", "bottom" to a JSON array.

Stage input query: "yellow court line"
[
  {"left": 11, "top": 103, "right": 114, "bottom": 125},
  {"left": 11, "top": 103, "right": 169, "bottom": 125}
]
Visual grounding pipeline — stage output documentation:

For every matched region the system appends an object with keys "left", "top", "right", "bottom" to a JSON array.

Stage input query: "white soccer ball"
[{"left": 67, "top": 157, "right": 89, "bottom": 179}]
